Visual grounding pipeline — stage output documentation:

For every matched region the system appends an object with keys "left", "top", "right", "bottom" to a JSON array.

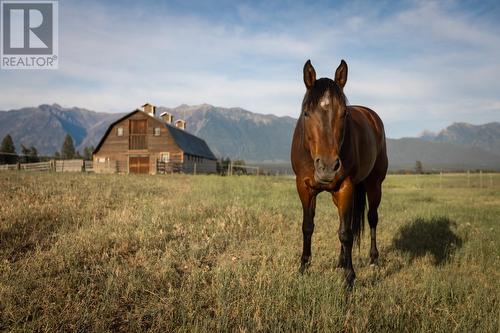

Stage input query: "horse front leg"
[
  {"left": 297, "top": 178, "right": 317, "bottom": 274},
  {"left": 332, "top": 194, "right": 347, "bottom": 268},
  {"left": 335, "top": 178, "right": 355, "bottom": 288}
]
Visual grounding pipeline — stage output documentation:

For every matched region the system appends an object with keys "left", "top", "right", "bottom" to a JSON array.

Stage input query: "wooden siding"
[{"left": 93, "top": 112, "right": 184, "bottom": 174}]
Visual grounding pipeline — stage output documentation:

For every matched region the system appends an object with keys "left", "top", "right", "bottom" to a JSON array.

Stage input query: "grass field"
[{"left": 0, "top": 172, "right": 499, "bottom": 332}]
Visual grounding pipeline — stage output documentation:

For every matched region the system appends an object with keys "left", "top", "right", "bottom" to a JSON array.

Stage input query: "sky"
[{"left": 1, "top": 0, "right": 499, "bottom": 138}]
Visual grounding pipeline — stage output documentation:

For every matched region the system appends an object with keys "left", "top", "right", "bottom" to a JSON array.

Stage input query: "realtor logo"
[{"left": 1, "top": 0, "right": 58, "bottom": 69}]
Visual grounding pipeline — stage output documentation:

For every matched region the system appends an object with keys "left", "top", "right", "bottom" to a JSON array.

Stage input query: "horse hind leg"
[{"left": 366, "top": 181, "right": 382, "bottom": 266}]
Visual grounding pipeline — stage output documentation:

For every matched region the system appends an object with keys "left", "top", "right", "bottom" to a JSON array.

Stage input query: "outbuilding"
[{"left": 93, "top": 103, "right": 217, "bottom": 174}]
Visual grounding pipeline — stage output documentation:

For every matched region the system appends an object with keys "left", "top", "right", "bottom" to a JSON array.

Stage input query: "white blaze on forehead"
[{"left": 319, "top": 91, "right": 330, "bottom": 108}]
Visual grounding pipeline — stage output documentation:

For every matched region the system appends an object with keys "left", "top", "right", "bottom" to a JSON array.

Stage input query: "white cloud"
[{"left": 0, "top": 0, "right": 499, "bottom": 138}]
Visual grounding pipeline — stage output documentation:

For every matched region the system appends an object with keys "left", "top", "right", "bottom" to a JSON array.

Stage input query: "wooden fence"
[
  {"left": 55, "top": 159, "right": 84, "bottom": 172},
  {"left": 0, "top": 160, "right": 94, "bottom": 173},
  {"left": 156, "top": 160, "right": 182, "bottom": 174}
]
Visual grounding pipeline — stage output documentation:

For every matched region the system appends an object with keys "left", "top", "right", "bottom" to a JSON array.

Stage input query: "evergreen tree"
[
  {"left": 21, "top": 144, "right": 30, "bottom": 163},
  {"left": 1, "top": 134, "right": 16, "bottom": 153},
  {"left": 29, "top": 146, "right": 39, "bottom": 162},
  {"left": 1, "top": 134, "right": 17, "bottom": 164},
  {"left": 61, "top": 134, "right": 76, "bottom": 159},
  {"left": 30, "top": 146, "right": 38, "bottom": 158}
]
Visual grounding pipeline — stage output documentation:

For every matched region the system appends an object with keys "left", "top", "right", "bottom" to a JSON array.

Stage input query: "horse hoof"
[
  {"left": 299, "top": 263, "right": 309, "bottom": 274},
  {"left": 369, "top": 258, "right": 379, "bottom": 267},
  {"left": 344, "top": 270, "right": 355, "bottom": 290}
]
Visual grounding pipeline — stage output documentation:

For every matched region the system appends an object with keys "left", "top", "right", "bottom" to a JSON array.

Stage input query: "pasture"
[{"left": 0, "top": 172, "right": 499, "bottom": 332}]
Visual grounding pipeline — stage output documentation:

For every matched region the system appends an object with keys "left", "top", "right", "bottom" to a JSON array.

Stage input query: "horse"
[{"left": 291, "top": 59, "right": 388, "bottom": 287}]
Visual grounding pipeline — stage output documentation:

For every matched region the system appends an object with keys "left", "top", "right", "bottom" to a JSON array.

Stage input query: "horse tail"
[{"left": 352, "top": 184, "right": 366, "bottom": 247}]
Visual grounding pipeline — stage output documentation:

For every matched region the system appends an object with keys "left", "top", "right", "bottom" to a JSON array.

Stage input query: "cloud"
[{"left": 0, "top": 0, "right": 499, "bottom": 138}]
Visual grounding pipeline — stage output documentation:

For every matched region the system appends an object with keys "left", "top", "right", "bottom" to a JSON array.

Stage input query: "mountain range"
[{"left": 1, "top": 103, "right": 499, "bottom": 170}]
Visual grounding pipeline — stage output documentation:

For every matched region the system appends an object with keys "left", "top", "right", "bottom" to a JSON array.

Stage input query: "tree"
[
  {"left": 21, "top": 144, "right": 30, "bottom": 163},
  {"left": 83, "top": 146, "right": 94, "bottom": 160},
  {"left": 1, "top": 134, "right": 16, "bottom": 153},
  {"left": 20, "top": 144, "right": 40, "bottom": 163},
  {"left": 217, "top": 157, "right": 231, "bottom": 175},
  {"left": 61, "top": 134, "right": 76, "bottom": 159},
  {"left": 415, "top": 160, "right": 423, "bottom": 174},
  {"left": 1, "top": 134, "right": 17, "bottom": 164},
  {"left": 29, "top": 146, "right": 39, "bottom": 162}
]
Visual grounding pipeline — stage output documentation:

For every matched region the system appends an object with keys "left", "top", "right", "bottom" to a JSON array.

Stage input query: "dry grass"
[{"left": 0, "top": 172, "right": 499, "bottom": 332}]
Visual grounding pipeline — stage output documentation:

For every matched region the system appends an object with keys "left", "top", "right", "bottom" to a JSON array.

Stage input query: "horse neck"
[{"left": 339, "top": 111, "right": 352, "bottom": 161}]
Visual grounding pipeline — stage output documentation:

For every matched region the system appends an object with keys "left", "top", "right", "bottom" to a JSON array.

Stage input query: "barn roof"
[
  {"left": 164, "top": 122, "right": 216, "bottom": 160},
  {"left": 93, "top": 109, "right": 217, "bottom": 160}
]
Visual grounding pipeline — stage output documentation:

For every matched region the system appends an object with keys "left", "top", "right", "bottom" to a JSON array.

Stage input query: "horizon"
[
  {"left": 0, "top": 0, "right": 499, "bottom": 138},
  {"left": 1, "top": 101, "right": 500, "bottom": 139}
]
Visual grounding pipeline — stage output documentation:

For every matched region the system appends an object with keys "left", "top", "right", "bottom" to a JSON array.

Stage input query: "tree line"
[{"left": 0, "top": 133, "right": 94, "bottom": 164}]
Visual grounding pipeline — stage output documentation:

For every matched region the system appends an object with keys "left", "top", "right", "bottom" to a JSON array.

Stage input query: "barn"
[{"left": 92, "top": 103, "right": 217, "bottom": 174}]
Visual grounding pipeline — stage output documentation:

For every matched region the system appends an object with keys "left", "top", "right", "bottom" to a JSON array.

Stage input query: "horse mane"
[{"left": 301, "top": 78, "right": 348, "bottom": 114}]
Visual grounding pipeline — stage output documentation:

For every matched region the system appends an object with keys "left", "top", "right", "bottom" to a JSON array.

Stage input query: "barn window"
[
  {"left": 154, "top": 127, "right": 161, "bottom": 136},
  {"left": 160, "top": 152, "right": 170, "bottom": 162},
  {"left": 117, "top": 127, "right": 124, "bottom": 136}
]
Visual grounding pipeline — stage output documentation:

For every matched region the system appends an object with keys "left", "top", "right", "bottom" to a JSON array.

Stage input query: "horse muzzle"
[{"left": 314, "top": 156, "right": 341, "bottom": 184}]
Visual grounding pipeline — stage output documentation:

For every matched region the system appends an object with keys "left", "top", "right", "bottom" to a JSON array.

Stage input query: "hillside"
[
  {"left": 0, "top": 104, "right": 124, "bottom": 155},
  {"left": 419, "top": 122, "right": 500, "bottom": 156},
  {"left": 1, "top": 104, "right": 499, "bottom": 170},
  {"left": 387, "top": 138, "right": 500, "bottom": 170},
  {"left": 157, "top": 104, "right": 296, "bottom": 162}
]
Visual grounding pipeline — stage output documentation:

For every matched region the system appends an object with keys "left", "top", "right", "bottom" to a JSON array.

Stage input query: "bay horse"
[{"left": 291, "top": 59, "right": 388, "bottom": 287}]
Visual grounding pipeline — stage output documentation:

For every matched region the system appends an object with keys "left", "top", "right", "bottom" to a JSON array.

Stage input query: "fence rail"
[
  {"left": 20, "top": 161, "right": 53, "bottom": 172},
  {"left": 156, "top": 160, "right": 182, "bottom": 174},
  {"left": 0, "top": 159, "right": 94, "bottom": 173},
  {"left": 0, "top": 164, "right": 18, "bottom": 171}
]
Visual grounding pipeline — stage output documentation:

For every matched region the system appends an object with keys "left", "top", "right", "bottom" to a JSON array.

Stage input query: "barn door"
[
  {"left": 129, "top": 119, "right": 148, "bottom": 149},
  {"left": 129, "top": 156, "right": 149, "bottom": 174}
]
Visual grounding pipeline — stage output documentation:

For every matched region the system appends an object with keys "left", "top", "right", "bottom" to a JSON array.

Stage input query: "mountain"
[
  {"left": 157, "top": 104, "right": 296, "bottom": 162},
  {"left": 386, "top": 138, "right": 500, "bottom": 170},
  {"left": 1, "top": 103, "right": 499, "bottom": 170},
  {"left": 0, "top": 104, "right": 124, "bottom": 155},
  {"left": 419, "top": 122, "right": 500, "bottom": 156}
]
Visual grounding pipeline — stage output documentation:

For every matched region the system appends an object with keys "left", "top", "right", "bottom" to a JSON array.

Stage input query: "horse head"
[{"left": 301, "top": 59, "right": 349, "bottom": 185}]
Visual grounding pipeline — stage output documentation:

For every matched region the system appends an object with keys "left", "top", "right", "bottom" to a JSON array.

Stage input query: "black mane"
[{"left": 302, "top": 78, "right": 348, "bottom": 112}]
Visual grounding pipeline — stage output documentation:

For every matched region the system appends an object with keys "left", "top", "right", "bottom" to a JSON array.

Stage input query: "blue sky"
[{"left": 1, "top": 0, "right": 499, "bottom": 137}]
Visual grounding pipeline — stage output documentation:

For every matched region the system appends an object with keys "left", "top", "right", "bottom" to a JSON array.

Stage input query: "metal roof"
[{"left": 162, "top": 121, "right": 216, "bottom": 160}]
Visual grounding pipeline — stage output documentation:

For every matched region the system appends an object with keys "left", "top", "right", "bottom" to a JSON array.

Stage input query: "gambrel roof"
[{"left": 93, "top": 109, "right": 217, "bottom": 160}]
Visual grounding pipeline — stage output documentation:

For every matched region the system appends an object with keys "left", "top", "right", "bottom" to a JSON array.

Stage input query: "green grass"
[{"left": 0, "top": 172, "right": 499, "bottom": 332}]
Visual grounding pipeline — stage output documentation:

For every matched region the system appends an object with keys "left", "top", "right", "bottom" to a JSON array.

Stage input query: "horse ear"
[
  {"left": 303, "top": 60, "right": 316, "bottom": 89},
  {"left": 334, "top": 59, "right": 348, "bottom": 88}
]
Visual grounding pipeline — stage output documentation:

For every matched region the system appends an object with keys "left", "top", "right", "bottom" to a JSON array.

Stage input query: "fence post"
[
  {"left": 467, "top": 170, "right": 470, "bottom": 187},
  {"left": 480, "top": 170, "right": 483, "bottom": 188}
]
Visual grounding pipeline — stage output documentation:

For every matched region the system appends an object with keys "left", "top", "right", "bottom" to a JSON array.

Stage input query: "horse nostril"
[
  {"left": 315, "top": 157, "right": 321, "bottom": 165},
  {"left": 333, "top": 158, "right": 341, "bottom": 172}
]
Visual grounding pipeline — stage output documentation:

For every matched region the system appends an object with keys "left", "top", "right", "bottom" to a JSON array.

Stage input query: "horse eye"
[{"left": 304, "top": 111, "right": 309, "bottom": 117}]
